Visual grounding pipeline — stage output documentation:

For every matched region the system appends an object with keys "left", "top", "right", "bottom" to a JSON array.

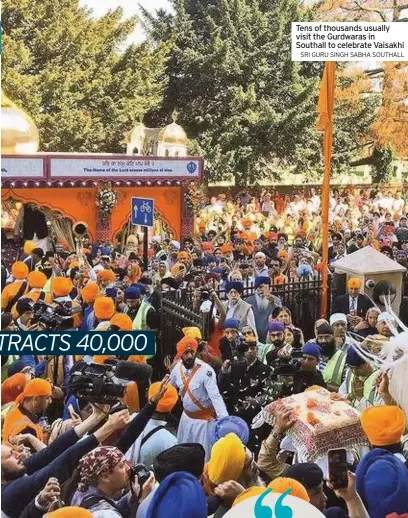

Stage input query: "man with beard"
[
  {"left": 316, "top": 322, "right": 347, "bottom": 392},
  {"left": 123, "top": 287, "right": 158, "bottom": 332},
  {"left": 218, "top": 338, "right": 273, "bottom": 455},
  {"left": 293, "top": 343, "right": 326, "bottom": 394},
  {"left": 246, "top": 277, "right": 281, "bottom": 343},
  {"left": 222, "top": 281, "right": 256, "bottom": 335},
  {"left": 254, "top": 252, "right": 269, "bottom": 278},
  {"left": 262, "top": 321, "right": 289, "bottom": 366},
  {"left": 329, "top": 313, "right": 352, "bottom": 352},
  {"left": 170, "top": 336, "right": 228, "bottom": 461},
  {"left": 219, "top": 319, "right": 240, "bottom": 361}
]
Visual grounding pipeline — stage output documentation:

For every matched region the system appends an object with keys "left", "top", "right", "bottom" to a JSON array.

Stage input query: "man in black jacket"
[{"left": 332, "top": 277, "right": 373, "bottom": 320}]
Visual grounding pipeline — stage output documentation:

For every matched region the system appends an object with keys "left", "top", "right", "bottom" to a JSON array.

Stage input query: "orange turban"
[
  {"left": 93, "top": 355, "right": 116, "bottom": 364},
  {"left": 110, "top": 313, "right": 133, "bottom": 331},
  {"left": 46, "top": 508, "right": 93, "bottom": 518},
  {"left": 242, "top": 219, "right": 252, "bottom": 228},
  {"left": 176, "top": 336, "right": 198, "bottom": 358},
  {"left": 177, "top": 251, "right": 190, "bottom": 261},
  {"left": 278, "top": 249, "right": 289, "bottom": 260},
  {"left": 183, "top": 327, "right": 202, "bottom": 340},
  {"left": 233, "top": 487, "right": 266, "bottom": 507},
  {"left": 94, "top": 297, "right": 115, "bottom": 320},
  {"left": 97, "top": 269, "right": 116, "bottom": 282},
  {"left": 23, "top": 241, "right": 37, "bottom": 255},
  {"left": 16, "top": 378, "right": 52, "bottom": 404},
  {"left": 70, "top": 261, "right": 80, "bottom": 269},
  {"left": 348, "top": 277, "right": 362, "bottom": 289},
  {"left": 27, "top": 271, "right": 47, "bottom": 289},
  {"left": 207, "top": 433, "right": 246, "bottom": 484},
  {"left": 11, "top": 262, "right": 29, "bottom": 280},
  {"left": 52, "top": 277, "right": 73, "bottom": 298},
  {"left": 148, "top": 382, "right": 178, "bottom": 413},
  {"left": 1, "top": 373, "right": 27, "bottom": 405},
  {"left": 81, "top": 282, "right": 100, "bottom": 304},
  {"left": 268, "top": 477, "right": 310, "bottom": 502},
  {"left": 220, "top": 244, "right": 233, "bottom": 254},
  {"left": 201, "top": 242, "right": 214, "bottom": 251},
  {"left": 242, "top": 244, "right": 254, "bottom": 256},
  {"left": 128, "top": 355, "right": 147, "bottom": 364},
  {"left": 360, "top": 406, "right": 406, "bottom": 446}
]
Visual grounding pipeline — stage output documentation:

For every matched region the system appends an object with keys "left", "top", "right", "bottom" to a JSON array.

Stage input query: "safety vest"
[
  {"left": 132, "top": 300, "right": 155, "bottom": 358},
  {"left": 323, "top": 350, "right": 347, "bottom": 388},
  {"left": 345, "top": 370, "right": 378, "bottom": 407},
  {"left": 2, "top": 405, "right": 44, "bottom": 443},
  {"left": 132, "top": 299, "right": 152, "bottom": 331}
]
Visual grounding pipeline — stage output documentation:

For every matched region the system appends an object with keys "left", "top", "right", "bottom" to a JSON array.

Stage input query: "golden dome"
[
  {"left": 158, "top": 111, "right": 189, "bottom": 146},
  {"left": 1, "top": 92, "right": 39, "bottom": 154}
]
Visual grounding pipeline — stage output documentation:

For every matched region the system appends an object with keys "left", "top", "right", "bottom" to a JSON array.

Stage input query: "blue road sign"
[{"left": 131, "top": 197, "right": 154, "bottom": 227}]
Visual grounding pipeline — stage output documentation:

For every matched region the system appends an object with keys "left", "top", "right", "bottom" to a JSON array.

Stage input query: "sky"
[{"left": 80, "top": 0, "right": 171, "bottom": 43}]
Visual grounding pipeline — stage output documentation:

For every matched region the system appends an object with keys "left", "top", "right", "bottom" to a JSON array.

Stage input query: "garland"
[
  {"left": 96, "top": 184, "right": 117, "bottom": 219},
  {"left": 185, "top": 181, "right": 205, "bottom": 211}
]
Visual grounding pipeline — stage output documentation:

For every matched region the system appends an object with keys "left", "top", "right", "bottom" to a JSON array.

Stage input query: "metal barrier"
[{"left": 159, "top": 275, "right": 331, "bottom": 364}]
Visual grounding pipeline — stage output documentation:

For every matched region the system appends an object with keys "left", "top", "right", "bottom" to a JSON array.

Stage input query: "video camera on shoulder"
[
  {"left": 33, "top": 299, "right": 82, "bottom": 330},
  {"left": 69, "top": 359, "right": 152, "bottom": 404}
]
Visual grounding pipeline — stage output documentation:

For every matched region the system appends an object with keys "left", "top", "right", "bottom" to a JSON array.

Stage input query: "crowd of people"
[{"left": 1, "top": 184, "right": 408, "bottom": 517}]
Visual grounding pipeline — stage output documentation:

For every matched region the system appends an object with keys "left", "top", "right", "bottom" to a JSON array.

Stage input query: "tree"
[
  {"left": 318, "top": 0, "right": 408, "bottom": 160},
  {"left": 142, "top": 0, "right": 378, "bottom": 185},
  {"left": 2, "top": 0, "right": 169, "bottom": 153}
]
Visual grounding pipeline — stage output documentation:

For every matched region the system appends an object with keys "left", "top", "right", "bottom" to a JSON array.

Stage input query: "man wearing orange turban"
[
  {"left": 93, "top": 296, "right": 116, "bottom": 330},
  {"left": 170, "top": 335, "right": 228, "bottom": 460},
  {"left": 11, "top": 271, "right": 52, "bottom": 319},
  {"left": 125, "top": 382, "right": 179, "bottom": 467},
  {"left": 96, "top": 269, "right": 116, "bottom": 290},
  {"left": 50, "top": 277, "right": 82, "bottom": 328},
  {"left": 1, "top": 262, "right": 29, "bottom": 312},
  {"left": 2, "top": 378, "right": 52, "bottom": 442},
  {"left": 1, "top": 373, "right": 28, "bottom": 406},
  {"left": 360, "top": 405, "right": 406, "bottom": 448},
  {"left": 332, "top": 276, "right": 374, "bottom": 320}
]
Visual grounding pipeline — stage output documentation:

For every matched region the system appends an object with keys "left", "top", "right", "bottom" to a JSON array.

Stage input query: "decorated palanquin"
[{"left": 258, "top": 387, "right": 368, "bottom": 462}]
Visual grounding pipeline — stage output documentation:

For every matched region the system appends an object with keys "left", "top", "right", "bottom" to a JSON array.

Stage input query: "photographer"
[{"left": 14, "top": 298, "right": 44, "bottom": 331}]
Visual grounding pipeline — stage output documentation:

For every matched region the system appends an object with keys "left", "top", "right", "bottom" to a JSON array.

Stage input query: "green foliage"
[
  {"left": 370, "top": 146, "right": 394, "bottom": 183},
  {"left": 2, "top": 0, "right": 169, "bottom": 152},
  {"left": 143, "top": 0, "right": 376, "bottom": 185}
]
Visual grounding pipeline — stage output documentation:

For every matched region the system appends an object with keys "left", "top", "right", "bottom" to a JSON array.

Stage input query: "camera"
[
  {"left": 129, "top": 463, "right": 150, "bottom": 486},
  {"left": 69, "top": 361, "right": 126, "bottom": 404},
  {"left": 33, "top": 299, "right": 82, "bottom": 330},
  {"left": 69, "top": 359, "right": 153, "bottom": 405},
  {"left": 199, "top": 284, "right": 212, "bottom": 301}
]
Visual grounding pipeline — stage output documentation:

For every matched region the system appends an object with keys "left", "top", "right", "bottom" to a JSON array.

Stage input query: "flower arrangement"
[
  {"left": 96, "top": 185, "right": 117, "bottom": 219},
  {"left": 185, "top": 182, "right": 205, "bottom": 211}
]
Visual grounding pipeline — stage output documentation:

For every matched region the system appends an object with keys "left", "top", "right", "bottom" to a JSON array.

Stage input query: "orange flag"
[{"left": 317, "top": 62, "right": 336, "bottom": 317}]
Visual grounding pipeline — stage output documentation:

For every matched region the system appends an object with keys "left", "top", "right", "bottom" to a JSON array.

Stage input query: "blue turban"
[
  {"left": 297, "top": 264, "right": 313, "bottom": 277},
  {"left": 225, "top": 281, "right": 244, "bottom": 295},
  {"left": 302, "top": 342, "right": 322, "bottom": 358},
  {"left": 268, "top": 321, "right": 285, "bottom": 333},
  {"left": 255, "top": 276, "right": 271, "bottom": 288},
  {"left": 346, "top": 346, "right": 365, "bottom": 367},
  {"left": 209, "top": 416, "right": 249, "bottom": 448},
  {"left": 223, "top": 319, "right": 240, "bottom": 330},
  {"left": 100, "top": 247, "right": 111, "bottom": 257},
  {"left": 146, "top": 471, "right": 207, "bottom": 518},
  {"left": 356, "top": 448, "right": 408, "bottom": 518},
  {"left": 131, "top": 282, "right": 146, "bottom": 296},
  {"left": 105, "top": 287, "right": 117, "bottom": 299},
  {"left": 7, "top": 360, "right": 27, "bottom": 377},
  {"left": 125, "top": 287, "right": 141, "bottom": 300}
]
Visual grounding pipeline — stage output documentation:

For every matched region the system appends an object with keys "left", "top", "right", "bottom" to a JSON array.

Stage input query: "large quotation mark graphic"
[{"left": 254, "top": 489, "right": 293, "bottom": 518}]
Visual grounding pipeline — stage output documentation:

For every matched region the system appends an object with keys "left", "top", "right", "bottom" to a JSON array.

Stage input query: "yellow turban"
[
  {"left": 207, "top": 433, "right": 246, "bottom": 485},
  {"left": 233, "top": 487, "right": 266, "bottom": 506},
  {"left": 348, "top": 277, "right": 362, "bottom": 289},
  {"left": 268, "top": 477, "right": 310, "bottom": 502},
  {"left": 46, "top": 508, "right": 93, "bottom": 518},
  {"left": 23, "top": 241, "right": 37, "bottom": 255},
  {"left": 183, "top": 327, "right": 202, "bottom": 340},
  {"left": 360, "top": 406, "right": 406, "bottom": 446}
]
